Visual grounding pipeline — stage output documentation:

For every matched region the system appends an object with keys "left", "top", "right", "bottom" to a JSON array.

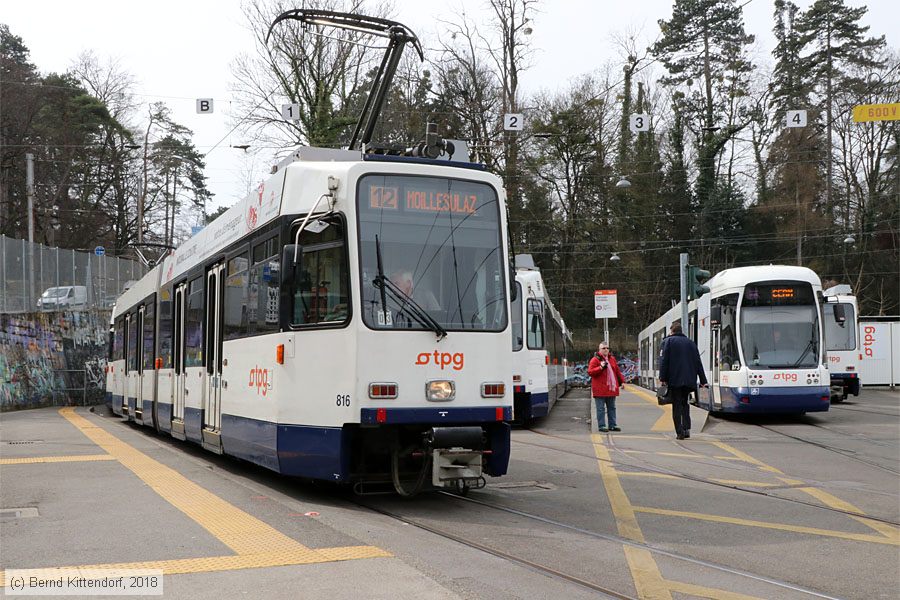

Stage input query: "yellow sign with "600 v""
[{"left": 852, "top": 103, "right": 900, "bottom": 122}]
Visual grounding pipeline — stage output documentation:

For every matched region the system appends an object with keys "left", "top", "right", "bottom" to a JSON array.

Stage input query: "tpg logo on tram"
[
  {"left": 773, "top": 372, "right": 799, "bottom": 383},
  {"left": 415, "top": 351, "right": 464, "bottom": 371},
  {"left": 248, "top": 366, "right": 272, "bottom": 396}
]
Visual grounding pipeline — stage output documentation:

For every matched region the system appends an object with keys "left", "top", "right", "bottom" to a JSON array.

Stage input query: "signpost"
[
  {"left": 594, "top": 289, "right": 617, "bottom": 343},
  {"left": 503, "top": 113, "right": 524, "bottom": 131},
  {"left": 852, "top": 103, "right": 900, "bottom": 123}
]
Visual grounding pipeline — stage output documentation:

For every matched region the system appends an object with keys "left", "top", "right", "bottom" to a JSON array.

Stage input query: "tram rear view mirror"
[
  {"left": 832, "top": 303, "right": 846, "bottom": 323},
  {"left": 509, "top": 264, "right": 517, "bottom": 301},
  {"left": 709, "top": 305, "right": 722, "bottom": 327}
]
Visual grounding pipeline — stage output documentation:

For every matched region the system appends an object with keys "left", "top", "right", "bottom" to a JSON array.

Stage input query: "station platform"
[
  {"left": 0, "top": 406, "right": 449, "bottom": 599},
  {"left": 587, "top": 384, "right": 709, "bottom": 436}
]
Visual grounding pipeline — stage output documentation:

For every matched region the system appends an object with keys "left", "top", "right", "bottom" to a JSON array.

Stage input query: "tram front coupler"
[{"left": 427, "top": 426, "right": 486, "bottom": 489}]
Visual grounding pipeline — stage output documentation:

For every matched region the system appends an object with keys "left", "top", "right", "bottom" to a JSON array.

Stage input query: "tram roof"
[{"left": 709, "top": 264, "right": 821, "bottom": 292}]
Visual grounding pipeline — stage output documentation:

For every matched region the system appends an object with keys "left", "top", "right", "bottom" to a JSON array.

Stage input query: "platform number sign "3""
[
  {"left": 786, "top": 109, "right": 807, "bottom": 128},
  {"left": 629, "top": 114, "right": 650, "bottom": 133},
  {"left": 503, "top": 113, "right": 525, "bottom": 131}
]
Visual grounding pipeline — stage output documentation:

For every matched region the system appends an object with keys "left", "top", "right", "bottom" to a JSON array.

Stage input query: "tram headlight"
[{"left": 426, "top": 380, "right": 455, "bottom": 402}]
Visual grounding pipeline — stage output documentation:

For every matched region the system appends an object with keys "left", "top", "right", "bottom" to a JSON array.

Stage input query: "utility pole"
[
  {"left": 26, "top": 153, "right": 35, "bottom": 304},
  {"left": 680, "top": 253, "right": 689, "bottom": 333},
  {"left": 137, "top": 177, "right": 144, "bottom": 245}
]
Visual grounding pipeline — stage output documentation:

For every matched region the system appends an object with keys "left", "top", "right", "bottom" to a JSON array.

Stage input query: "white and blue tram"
[
  {"left": 510, "top": 255, "right": 573, "bottom": 423},
  {"left": 822, "top": 285, "right": 861, "bottom": 402},
  {"left": 106, "top": 145, "right": 514, "bottom": 494},
  {"left": 637, "top": 265, "right": 833, "bottom": 414}
]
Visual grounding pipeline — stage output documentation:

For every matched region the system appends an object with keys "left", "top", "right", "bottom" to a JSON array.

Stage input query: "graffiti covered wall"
[{"left": 1, "top": 311, "right": 110, "bottom": 411}]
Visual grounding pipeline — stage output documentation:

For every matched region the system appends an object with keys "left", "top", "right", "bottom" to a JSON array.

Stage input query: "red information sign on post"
[{"left": 594, "top": 289, "right": 618, "bottom": 319}]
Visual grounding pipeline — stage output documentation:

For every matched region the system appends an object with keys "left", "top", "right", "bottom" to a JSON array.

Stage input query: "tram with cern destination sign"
[
  {"left": 105, "top": 10, "right": 513, "bottom": 495},
  {"left": 638, "top": 265, "right": 836, "bottom": 414},
  {"left": 511, "top": 254, "right": 573, "bottom": 424}
]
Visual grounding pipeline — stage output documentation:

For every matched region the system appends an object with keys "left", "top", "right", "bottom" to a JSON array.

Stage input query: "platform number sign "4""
[{"left": 786, "top": 109, "right": 807, "bottom": 128}]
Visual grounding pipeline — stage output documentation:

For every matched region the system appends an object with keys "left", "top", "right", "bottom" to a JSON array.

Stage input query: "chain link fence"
[{"left": 1, "top": 235, "right": 147, "bottom": 314}]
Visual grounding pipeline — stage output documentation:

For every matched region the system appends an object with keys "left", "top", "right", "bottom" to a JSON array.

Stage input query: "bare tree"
[{"left": 230, "top": 0, "right": 392, "bottom": 152}]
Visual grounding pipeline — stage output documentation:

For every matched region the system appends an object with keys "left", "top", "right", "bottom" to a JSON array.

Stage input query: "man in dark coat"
[{"left": 658, "top": 322, "right": 708, "bottom": 440}]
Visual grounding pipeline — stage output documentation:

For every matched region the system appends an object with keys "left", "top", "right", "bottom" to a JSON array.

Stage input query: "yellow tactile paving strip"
[
  {"left": 0, "top": 408, "right": 390, "bottom": 584},
  {"left": 0, "top": 454, "right": 116, "bottom": 465}
]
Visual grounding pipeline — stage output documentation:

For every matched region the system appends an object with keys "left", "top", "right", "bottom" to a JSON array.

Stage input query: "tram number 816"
[{"left": 336, "top": 394, "right": 351, "bottom": 407}]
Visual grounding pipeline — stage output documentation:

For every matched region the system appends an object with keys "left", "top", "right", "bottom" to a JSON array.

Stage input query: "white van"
[{"left": 37, "top": 286, "right": 88, "bottom": 310}]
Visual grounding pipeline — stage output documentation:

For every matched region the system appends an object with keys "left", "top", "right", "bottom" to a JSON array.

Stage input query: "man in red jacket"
[{"left": 588, "top": 342, "right": 626, "bottom": 432}]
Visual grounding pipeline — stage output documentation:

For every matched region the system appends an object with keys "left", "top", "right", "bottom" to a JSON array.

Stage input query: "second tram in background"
[
  {"left": 822, "top": 284, "right": 861, "bottom": 402},
  {"left": 511, "top": 254, "right": 573, "bottom": 424},
  {"left": 638, "top": 265, "right": 839, "bottom": 414}
]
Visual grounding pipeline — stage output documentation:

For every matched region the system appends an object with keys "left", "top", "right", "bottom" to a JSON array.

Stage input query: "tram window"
[
  {"left": 158, "top": 288, "right": 173, "bottom": 368},
  {"left": 185, "top": 277, "right": 204, "bottom": 367},
  {"left": 653, "top": 328, "right": 665, "bottom": 371},
  {"left": 224, "top": 253, "right": 250, "bottom": 340},
  {"left": 716, "top": 294, "right": 740, "bottom": 369},
  {"left": 142, "top": 301, "right": 156, "bottom": 370},
  {"left": 127, "top": 314, "right": 138, "bottom": 372},
  {"left": 290, "top": 221, "right": 349, "bottom": 326},
  {"left": 526, "top": 299, "right": 544, "bottom": 349},
  {"left": 249, "top": 237, "right": 280, "bottom": 334},
  {"left": 824, "top": 304, "right": 856, "bottom": 351},
  {"left": 113, "top": 317, "right": 125, "bottom": 361},
  {"left": 511, "top": 283, "right": 523, "bottom": 351}
]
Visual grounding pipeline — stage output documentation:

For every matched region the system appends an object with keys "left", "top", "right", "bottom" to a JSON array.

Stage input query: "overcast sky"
[{"left": 3, "top": 0, "right": 897, "bottom": 213}]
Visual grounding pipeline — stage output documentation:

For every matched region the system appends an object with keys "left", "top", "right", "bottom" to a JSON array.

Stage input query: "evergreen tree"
[
  {"left": 796, "top": 0, "right": 886, "bottom": 216},
  {"left": 653, "top": 0, "right": 755, "bottom": 243}
]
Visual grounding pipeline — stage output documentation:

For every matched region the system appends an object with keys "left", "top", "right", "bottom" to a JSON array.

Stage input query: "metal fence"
[{"left": 0, "top": 235, "right": 147, "bottom": 314}]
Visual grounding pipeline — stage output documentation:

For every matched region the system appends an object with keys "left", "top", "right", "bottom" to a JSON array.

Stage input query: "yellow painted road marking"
[
  {"left": 0, "top": 546, "right": 391, "bottom": 586},
  {"left": 778, "top": 477, "right": 900, "bottom": 541},
  {"left": 710, "top": 441, "right": 783, "bottom": 474},
  {"left": 617, "top": 471, "right": 679, "bottom": 480},
  {"left": 592, "top": 434, "right": 672, "bottom": 598},
  {"left": 57, "top": 408, "right": 389, "bottom": 561},
  {"left": 632, "top": 506, "right": 899, "bottom": 546},
  {"left": 0, "top": 454, "right": 115, "bottom": 465},
  {"left": 714, "top": 440, "right": 898, "bottom": 541},
  {"left": 624, "top": 546, "right": 673, "bottom": 600},
  {"left": 665, "top": 580, "right": 766, "bottom": 600},
  {"left": 709, "top": 479, "right": 779, "bottom": 488},
  {"left": 628, "top": 387, "right": 674, "bottom": 432}
]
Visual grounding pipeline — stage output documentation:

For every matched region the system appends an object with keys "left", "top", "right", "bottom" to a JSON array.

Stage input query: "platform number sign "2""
[
  {"left": 503, "top": 113, "right": 525, "bottom": 131},
  {"left": 786, "top": 109, "right": 807, "bottom": 128}
]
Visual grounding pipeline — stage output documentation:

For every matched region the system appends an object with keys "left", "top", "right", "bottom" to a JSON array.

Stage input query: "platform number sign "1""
[
  {"left": 281, "top": 103, "right": 301, "bottom": 122},
  {"left": 786, "top": 109, "right": 807, "bottom": 128},
  {"left": 503, "top": 113, "right": 525, "bottom": 131},
  {"left": 629, "top": 114, "right": 650, "bottom": 133},
  {"left": 196, "top": 98, "right": 214, "bottom": 114}
]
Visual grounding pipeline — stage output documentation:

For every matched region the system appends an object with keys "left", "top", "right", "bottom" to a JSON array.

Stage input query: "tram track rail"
[
  {"left": 352, "top": 497, "right": 637, "bottom": 599},
  {"left": 355, "top": 491, "right": 843, "bottom": 600},
  {"left": 520, "top": 428, "right": 900, "bottom": 527},
  {"left": 754, "top": 423, "right": 900, "bottom": 477}
]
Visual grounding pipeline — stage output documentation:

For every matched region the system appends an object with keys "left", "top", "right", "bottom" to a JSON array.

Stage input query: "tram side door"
[
  {"left": 172, "top": 283, "right": 187, "bottom": 439},
  {"left": 710, "top": 327, "right": 722, "bottom": 410},
  {"left": 202, "top": 263, "right": 224, "bottom": 453}
]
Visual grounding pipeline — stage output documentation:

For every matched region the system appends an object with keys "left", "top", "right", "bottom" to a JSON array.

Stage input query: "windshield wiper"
[
  {"left": 374, "top": 275, "right": 448, "bottom": 340},
  {"left": 372, "top": 235, "right": 447, "bottom": 340}
]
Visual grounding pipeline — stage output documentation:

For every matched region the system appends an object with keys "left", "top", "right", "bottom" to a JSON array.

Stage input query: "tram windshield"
[
  {"left": 824, "top": 303, "right": 857, "bottom": 351},
  {"left": 358, "top": 174, "right": 507, "bottom": 332},
  {"left": 739, "top": 282, "right": 820, "bottom": 368}
]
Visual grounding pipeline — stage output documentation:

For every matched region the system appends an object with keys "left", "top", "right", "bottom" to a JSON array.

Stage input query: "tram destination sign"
[{"left": 367, "top": 184, "right": 480, "bottom": 215}]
